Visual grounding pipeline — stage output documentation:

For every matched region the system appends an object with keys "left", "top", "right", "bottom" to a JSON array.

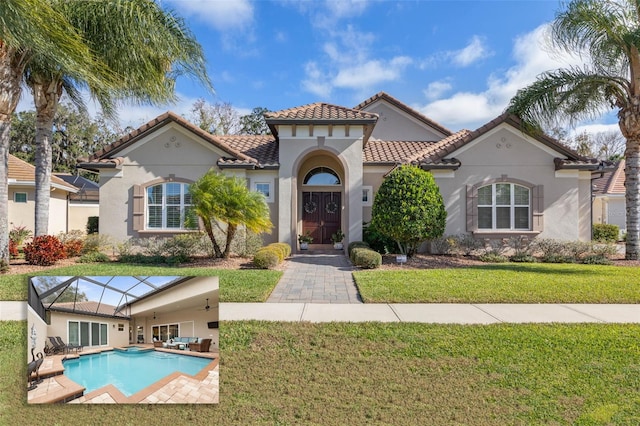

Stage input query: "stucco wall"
[
  {"left": 27, "top": 306, "right": 49, "bottom": 360},
  {"left": 9, "top": 187, "right": 69, "bottom": 235},
  {"left": 361, "top": 102, "right": 445, "bottom": 141},
  {"left": 247, "top": 170, "right": 279, "bottom": 244},
  {"left": 594, "top": 195, "right": 626, "bottom": 231},
  {"left": 277, "top": 126, "right": 364, "bottom": 250},
  {"left": 68, "top": 203, "right": 99, "bottom": 233},
  {"left": 98, "top": 124, "right": 222, "bottom": 242},
  {"left": 435, "top": 126, "right": 592, "bottom": 241},
  {"left": 49, "top": 311, "right": 130, "bottom": 349}
]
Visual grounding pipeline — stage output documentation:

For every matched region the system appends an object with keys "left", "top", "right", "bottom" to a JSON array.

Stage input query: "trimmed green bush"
[
  {"left": 479, "top": 252, "right": 509, "bottom": 263},
  {"left": 352, "top": 248, "right": 382, "bottom": 269},
  {"left": 77, "top": 252, "right": 111, "bottom": 263},
  {"left": 593, "top": 224, "right": 619, "bottom": 242},
  {"left": 253, "top": 248, "right": 280, "bottom": 269},
  {"left": 363, "top": 222, "right": 396, "bottom": 254},
  {"left": 348, "top": 241, "right": 370, "bottom": 258}
]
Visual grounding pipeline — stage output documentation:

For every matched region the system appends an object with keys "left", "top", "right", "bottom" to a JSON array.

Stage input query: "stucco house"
[
  {"left": 79, "top": 92, "right": 607, "bottom": 251},
  {"left": 593, "top": 159, "right": 626, "bottom": 233},
  {"left": 8, "top": 154, "right": 78, "bottom": 235}
]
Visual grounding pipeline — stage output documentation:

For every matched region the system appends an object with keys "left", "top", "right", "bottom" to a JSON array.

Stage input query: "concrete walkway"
[
  {"left": 267, "top": 253, "right": 361, "bottom": 303},
  {"left": 2, "top": 300, "right": 639, "bottom": 324},
  {"left": 222, "top": 302, "right": 640, "bottom": 323}
]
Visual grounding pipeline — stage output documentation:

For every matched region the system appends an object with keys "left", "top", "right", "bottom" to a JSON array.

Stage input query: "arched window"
[
  {"left": 477, "top": 183, "right": 530, "bottom": 230},
  {"left": 303, "top": 167, "right": 341, "bottom": 185},
  {"left": 146, "top": 182, "right": 193, "bottom": 229}
]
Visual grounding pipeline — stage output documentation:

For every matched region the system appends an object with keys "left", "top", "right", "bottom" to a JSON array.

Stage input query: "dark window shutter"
[
  {"left": 532, "top": 185, "right": 543, "bottom": 232},
  {"left": 466, "top": 185, "right": 478, "bottom": 231},
  {"left": 132, "top": 184, "right": 145, "bottom": 231}
]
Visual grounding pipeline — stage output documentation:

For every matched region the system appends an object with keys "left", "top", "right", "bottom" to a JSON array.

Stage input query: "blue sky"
[{"left": 18, "top": 0, "right": 620, "bottom": 136}]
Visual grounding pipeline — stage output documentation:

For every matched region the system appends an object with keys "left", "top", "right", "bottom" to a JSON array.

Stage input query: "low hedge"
[
  {"left": 352, "top": 247, "right": 382, "bottom": 269},
  {"left": 253, "top": 242, "right": 292, "bottom": 269},
  {"left": 348, "top": 241, "right": 370, "bottom": 258},
  {"left": 593, "top": 223, "right": 619, "bottom": 242}
]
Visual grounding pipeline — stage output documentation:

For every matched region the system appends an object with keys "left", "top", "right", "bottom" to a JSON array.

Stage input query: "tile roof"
[
  {"left": 50, "top": 301, "right": 128, "bottom": 318},
  {"left": 8, "top": 154, "right": 77, "bottom": 192},
  {"left": 216, "top": 135, "right": 278, "bottom": 166},
  {"left": 265, "top": 102, "right": 378, "bottom": 121},
  {"left": 363, "top": 139, "right": 440, "bottom": 164},
  {"left": 85, "top": 112, "right": 255, "bottom": 165},
  {"left": 593, "top": 160, "right": 625, "bottom": 195},
  {"left": 354, "top": 91, "right": 453, "bottom": 136}
]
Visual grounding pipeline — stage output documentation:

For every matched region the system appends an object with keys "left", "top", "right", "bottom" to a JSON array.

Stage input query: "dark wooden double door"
[{"left": 302, "top": 192, "right": 341, "bottom": 244}]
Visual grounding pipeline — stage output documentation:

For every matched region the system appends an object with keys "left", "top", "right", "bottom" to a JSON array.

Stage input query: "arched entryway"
[{"left": 298, "top": 155, "right": 344, "bottom": 245}]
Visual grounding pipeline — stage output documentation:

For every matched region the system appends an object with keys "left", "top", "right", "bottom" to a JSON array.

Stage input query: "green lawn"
[
  {"left": 0, "top": 264, "right": 282, "bottom": 302},
  {"left": 354, "top": 263, "right": 640, "bottom": 303},
  {"left": 2, "top": 321, "right": 639, "bottom": 425}
]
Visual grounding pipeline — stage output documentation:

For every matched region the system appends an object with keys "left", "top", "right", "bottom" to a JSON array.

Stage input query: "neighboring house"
[
  {"left": 27, "top": 276, "right": 219, "bottom": 359},
  {"left": 79, "top": 92, "right": 607, "bottom": 251},
  {"left": 54, "top": 173, "right": 100, "bottom": 233},
  {"left": 592, "top": 160, "right": 626, "bottom": 233},
  {"left": 8, "top": 154, "right": 78, "bottom": 235}
]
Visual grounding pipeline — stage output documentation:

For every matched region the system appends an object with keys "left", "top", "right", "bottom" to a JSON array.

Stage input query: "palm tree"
[
  {"left": 189, "top": 171, "right": 273, "bottom": 259},
  {"left": 0, "top": 0, "right": 105, "bottom": 265},
  {"left": 507, "top": 0, "right": 640, "bottom": 260},
  {"left": 26, "top": 0, "right": 213, "bottom": 236}
]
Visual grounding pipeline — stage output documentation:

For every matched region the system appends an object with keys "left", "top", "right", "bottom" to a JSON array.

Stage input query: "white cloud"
[
  {"left": 418, "top": 24, "right": 586, "bottom": 130},
  {"left": 452, "top": 36, "right": 492, "bottom": 67},
  {"left": 302, "top": 62, "right": 333, "bottom": 98},
  {"left": 168, "top": 0, "right": 254, "bottom": 31},
  {"left": 423, "top": 80, "right": 452, "bottom": 100},
  {"left": 333, "top": 57, "right": 412, "bottom": 90},
  {"left": 323, "top": 0, "right": 370, "bottom": 19}
]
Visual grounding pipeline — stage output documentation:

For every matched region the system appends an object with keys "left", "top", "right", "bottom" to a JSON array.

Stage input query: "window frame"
[
  {"left": 362, "top": 186, "right": 373, "bottom": 207},
  {"left": 13, "top": 192, "right": 27, "bottom": 203},
  {"left": 477, "top": 183, "right": 531, "bottom": 231},
  {"left": 145, "top": 182, "right": 193, "bottom": 230},
  {"left": 254, "top": 181, "right": 273, "bottom": 203}
]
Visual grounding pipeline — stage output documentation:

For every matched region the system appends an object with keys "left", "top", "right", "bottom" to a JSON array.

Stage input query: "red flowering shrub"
[
  {"left": 9, "top": 240, "right": 19, "bottom": 259},
  {"left": 23, "top": 235, "right": 67, "bottom": 266},
  {"left": 63, "top": 239, "right": 84, "bottom": 257}
]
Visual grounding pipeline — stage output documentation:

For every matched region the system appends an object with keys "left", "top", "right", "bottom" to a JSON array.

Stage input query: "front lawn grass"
[
  {"left": 354, "top": 263, "right": 640, "bottom": 303},
  {"left": 0, "top": 264, "right": 282, "bottom": 302},
  {"left": 2, "top": 321, "right": 639, "bottom": 425}
]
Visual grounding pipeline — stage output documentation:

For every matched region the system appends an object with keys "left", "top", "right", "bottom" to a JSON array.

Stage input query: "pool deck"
[{"left": 27, "top": 345, "right": 219, "bottom": 404}]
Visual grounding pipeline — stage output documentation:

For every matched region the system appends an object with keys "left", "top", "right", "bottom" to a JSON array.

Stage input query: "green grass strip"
[
  {"left": 0, "top": 264, "right": 282, "bottom": 302},
  {"left": 354, "top": 263, "right": 640, "bottom": 303},
  {"left": 3, "top": 321, "right": 640, "bottom": 424}
]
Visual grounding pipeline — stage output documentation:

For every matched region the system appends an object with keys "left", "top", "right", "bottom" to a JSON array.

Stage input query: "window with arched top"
[
  {"left": 303, "top": 167, "right": 341, "bottom": 185},
  {"left": 477, "top": 183, "right": 530, "bottom": 230}
]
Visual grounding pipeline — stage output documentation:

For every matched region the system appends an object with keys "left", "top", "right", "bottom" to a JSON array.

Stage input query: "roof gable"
[
  {"left": 9, "top": 154, "right": 77, "bottom": 192},
  {"left": 593, "top": 160, "right": 625, "bottom": 195},
  {"left": 84, "top": 112, "right": 257, "bottom": 166},
  {"left": 355, "top": 92, "right": 452, "bottom": 137}
]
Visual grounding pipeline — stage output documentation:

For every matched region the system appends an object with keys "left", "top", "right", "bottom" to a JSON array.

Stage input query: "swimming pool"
[{"left": 63, "top": 350, "right": 212, "bottom": 396}]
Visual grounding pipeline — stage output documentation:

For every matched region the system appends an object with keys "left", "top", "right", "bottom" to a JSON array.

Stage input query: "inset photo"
[{"left": 27, "top": 275, "right": 219, "bottom": 404}]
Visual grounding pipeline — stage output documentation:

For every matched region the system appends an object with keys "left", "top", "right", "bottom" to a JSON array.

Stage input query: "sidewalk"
[
  {"left": 221, "top": 302, "right": 640, "bottom": 323},
  {"left": 3, "top": 300, "right": 639, "bottom": 323}
]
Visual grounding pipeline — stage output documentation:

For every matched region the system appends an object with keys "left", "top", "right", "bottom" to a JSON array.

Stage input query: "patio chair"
[
  {"left": 47, "top": 336, "right": 66, "bottom": 354},
  {"left": 55, "top": 336, "right": 83, "bottom": 354},
  {"left": 189, "top": 338, "right": 211, "bottom": 353}
]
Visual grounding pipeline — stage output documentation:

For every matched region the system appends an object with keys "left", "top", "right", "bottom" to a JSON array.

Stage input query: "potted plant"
[
  {"left": 331, "top": 229, "right": 345, "bottom": 250},
  {"left": 298, "top": 231, "right": 313, "bottom": 250}
]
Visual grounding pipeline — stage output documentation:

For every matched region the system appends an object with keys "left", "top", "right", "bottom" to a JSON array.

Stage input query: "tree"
[
  {"left": 593, "top": 131, "right": 625, "bottom": 161},
  {"left": 10, "top": 101, "right": 121, "bottom": 176},
  {"left": 25, "top": 0, "right": 213, "bottom": 237},
  {"left": 240, "top": 107, "right": 272, "bottom": 135},
  {"left": 0, "top": 0, "right": 103, "bottom": 265},
  {"left": 507, "top": 0, "right": 640, "bottom": 260},
  {"left": 189, "top": 99, "right": 241, "bottom": 134},
  {"left": 189, "top": 171, "right": 272, "bottom": 259},
  {"left": 370, "top": 165, "right": 447, "bottom": 256}
]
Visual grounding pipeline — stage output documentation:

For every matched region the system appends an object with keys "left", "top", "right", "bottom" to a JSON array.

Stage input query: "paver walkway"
[{"left": 267, "top": 252, "right": 361, "bottom": 303}]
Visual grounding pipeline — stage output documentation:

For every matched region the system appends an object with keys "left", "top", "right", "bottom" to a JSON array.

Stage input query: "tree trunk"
[
  {"left": 203, "top": 220, "right": 223, "bottom": 258},
  {"left": 0, "top": 43, "right": 28, "bottom": 265},
  {"left": 618, "top": 102, "right": 640, "bottom": 260},
  {"left": 223, "top": 223, "right": 237, "bottom": 259},
  {"left": 31, "top": 76, "right": 62, "bottom": 236},
  {"left": 624, "top": 140, "right": 640, "bottom": 259}
]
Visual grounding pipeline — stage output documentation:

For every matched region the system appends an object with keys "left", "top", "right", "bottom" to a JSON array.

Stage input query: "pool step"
[{"left": 28, "top": 375, "right": 85, "bottom": 404}]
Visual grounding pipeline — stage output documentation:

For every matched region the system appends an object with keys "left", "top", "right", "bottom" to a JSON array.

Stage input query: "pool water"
[{"left": 63, "top": 350, "right": 212, "bottom": 396}]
